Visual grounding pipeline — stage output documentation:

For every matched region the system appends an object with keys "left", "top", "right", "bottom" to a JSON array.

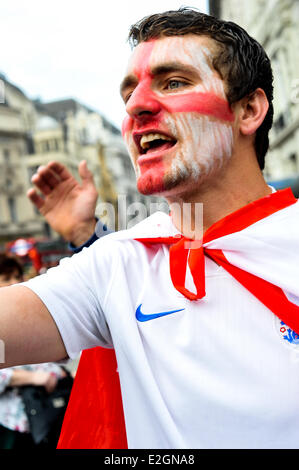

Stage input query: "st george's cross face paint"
[{"left": 120, "top": 34, "right": 235, "bottom": 196}]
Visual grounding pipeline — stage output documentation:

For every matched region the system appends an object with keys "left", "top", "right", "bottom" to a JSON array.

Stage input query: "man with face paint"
[
  {"left": 1, "top": 9, "right": 299, "bottom": 449},
  {"left": 121, "top": 35, "right": 236, "bottom": 200}
]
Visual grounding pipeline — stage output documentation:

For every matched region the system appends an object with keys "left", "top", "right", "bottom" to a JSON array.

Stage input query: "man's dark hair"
[
  {"left": 0, "top": 253, "right": 24, "bottom": 279},
  {"left": 128, "top": 7, "right": 274, "bottom": 170}
]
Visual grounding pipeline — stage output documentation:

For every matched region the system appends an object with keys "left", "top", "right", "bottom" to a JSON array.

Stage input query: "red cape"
[{"left": 57, "top": 347, "right": 127, "bottom": 449}]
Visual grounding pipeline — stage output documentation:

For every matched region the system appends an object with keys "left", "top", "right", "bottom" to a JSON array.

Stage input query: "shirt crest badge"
[{"left": 274, "top": 317, "right": 299, "bottom": 350}]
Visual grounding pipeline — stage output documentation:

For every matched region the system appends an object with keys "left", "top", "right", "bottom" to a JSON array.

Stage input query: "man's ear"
[{"left": 239, "top": 88, "right": 269, "bottom": 136}]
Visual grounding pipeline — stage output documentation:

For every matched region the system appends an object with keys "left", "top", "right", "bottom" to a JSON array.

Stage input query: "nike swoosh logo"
[{"left": 135, "top": 304, "right": 185, "bottom": 322}]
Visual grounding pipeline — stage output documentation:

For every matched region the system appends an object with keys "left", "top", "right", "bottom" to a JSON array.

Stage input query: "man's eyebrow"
[
  {"left": 120, "top": 75, "right": 138, "bottom": 96},
  {"left": 150, "top": 62, "right": 199, "bottom": 77}
]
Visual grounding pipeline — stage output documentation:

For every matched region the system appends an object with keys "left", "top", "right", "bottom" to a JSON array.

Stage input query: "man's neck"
[{"left": 165, "top": 158, "right": 272, "bottom": 239}]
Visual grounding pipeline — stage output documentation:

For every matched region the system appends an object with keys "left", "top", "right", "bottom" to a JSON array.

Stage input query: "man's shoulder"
[{"left": 98, "top": 211, "right": 179, "bottom": 244}]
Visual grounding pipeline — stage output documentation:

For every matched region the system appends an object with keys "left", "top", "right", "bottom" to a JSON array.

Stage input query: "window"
[
  {"left": 289, "top": 153, "right": 297, "bottom": 163},
  {"left": 44, "top": 222, "right": 51, "bottom": 237},
  {"left": 8, "top": 197, "right": 17, "bottom": 223},
  {"left": 26, "top": 135, "right": 35, "bottom": 154},
  {"left": 272, "top": 48, "right": 289, "bottom": 124},
  {"left": 273, "top": 113, "right": 286, "bottom": 133},
  {"left": 54, "top": 139, "right": 59, "bottom": 151},
  {"left": 3, "top": 149, "right": 10, "bottom": 163},
  {"left": 42, "top": 141, "right": 50, "bottom": 152},
  {"left": 5, "top": 178, "right": 12, "bottom": 189},
  {"left": 289, "top": 153, "right": 297, "bottom": 172}
]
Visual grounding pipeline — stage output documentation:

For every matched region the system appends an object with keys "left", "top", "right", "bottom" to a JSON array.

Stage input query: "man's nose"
[{"left": 126, "top": 80, "right": 161, "bottom": 119}]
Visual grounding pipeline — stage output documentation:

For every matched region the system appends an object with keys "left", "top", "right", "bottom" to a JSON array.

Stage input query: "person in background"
[
  {"left": 0, "top": 254, "right": 24, "bottom": 287},
  {"left": 0, "top": 254, "right": 66, "bottom": 449}
]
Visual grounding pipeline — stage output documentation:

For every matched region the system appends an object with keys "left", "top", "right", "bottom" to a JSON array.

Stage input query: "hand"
[
  {"left": 27, "top": 161, "right": 99, "bottom": 246},
  {"left": 31, "top": 371, "right": 58, "bottom": 393}
]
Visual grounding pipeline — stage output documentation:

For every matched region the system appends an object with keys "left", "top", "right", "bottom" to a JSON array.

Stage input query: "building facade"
[
  {"left": 209, "top": 0, "right": 299, "bottom": 194},
  {"left": 0, "top": 74, "right": 43, "bottom": 243}
]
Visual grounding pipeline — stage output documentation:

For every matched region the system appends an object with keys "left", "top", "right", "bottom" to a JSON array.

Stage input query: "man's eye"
[
  {"left": 124, "top": 93, "right": 132, "bottom": 104},
  {"left": 167, "top": 80, "right": 185, "bottom": 90}
]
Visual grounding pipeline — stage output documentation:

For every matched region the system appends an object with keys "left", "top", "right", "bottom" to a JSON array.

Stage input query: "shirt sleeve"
[{"left": 22, "top": 237, "right": 117, "bottom": 359}]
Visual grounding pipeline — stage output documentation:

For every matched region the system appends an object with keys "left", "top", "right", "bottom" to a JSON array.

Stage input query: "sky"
[{"left": 1, "top": 0, "right": 209, "bottom": 130}]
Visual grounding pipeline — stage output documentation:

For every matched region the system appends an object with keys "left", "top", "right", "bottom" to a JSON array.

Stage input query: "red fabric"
[
  {"left": 57, "top": 188, "right": 297, "bottom": 449},
  {"left": 57, "top": 348, "right": 127, "bottom": 449},
  {"left": 28, "top": 247, "right": 42, "bottom": 272},
  {"left": 136, "top": 188, "right": 297, "bottom": 302},
  {"left": 203, "top": 188, "right": 296, "bottom": 243}
]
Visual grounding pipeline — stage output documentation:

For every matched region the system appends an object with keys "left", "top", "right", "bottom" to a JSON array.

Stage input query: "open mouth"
[{"left": 135, "top": 132, "right": 177, "bottom": 155}]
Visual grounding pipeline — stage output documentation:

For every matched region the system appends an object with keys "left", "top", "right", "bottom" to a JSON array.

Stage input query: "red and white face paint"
[{"left": 121, "top": 35, "right": 235, "bottom": 195}]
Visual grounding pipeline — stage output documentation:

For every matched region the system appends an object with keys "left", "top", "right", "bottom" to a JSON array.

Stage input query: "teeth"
[{"left": 140, "top": 133, "right": 172, "bottom": 150}]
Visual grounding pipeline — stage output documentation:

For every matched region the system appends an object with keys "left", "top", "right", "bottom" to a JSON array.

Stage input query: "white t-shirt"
[{"left": 23, "top": 210, "right": 299, "bottom": 449}]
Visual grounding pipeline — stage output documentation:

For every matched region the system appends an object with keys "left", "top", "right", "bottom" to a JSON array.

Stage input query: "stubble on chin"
[
  {"left": 136, "top": 173, "right": 166, "bottom": 195},
  {"left": 164, "top": 113, "right": 234, "bottom": 189}
]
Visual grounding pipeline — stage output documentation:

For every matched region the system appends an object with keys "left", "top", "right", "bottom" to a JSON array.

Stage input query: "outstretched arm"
[
  {"left": 0, "top": 285, "right": 68, "bottom": 368},
  {"left": 27, "top": 160, "right": 99, "bottom": 247}
]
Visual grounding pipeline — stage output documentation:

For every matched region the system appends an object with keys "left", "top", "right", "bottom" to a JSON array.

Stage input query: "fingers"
[
  {"left": 31, "top": 164, "right": 62, "bottom": 196},
  {"left": 27, "top": 188, "right": 45, "bottom": 210},
  {"left": 78, "top": 160, "right": 95, "bottom": 188},
  {"left": 78, "top": 160, "right": 90, "bottom": 179},
  {"left": 47, "top": 161, "right": 73, "bottom": 181}
]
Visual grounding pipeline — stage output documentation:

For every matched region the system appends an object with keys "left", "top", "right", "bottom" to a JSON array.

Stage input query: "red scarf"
[{"left": 57, "top": 188, "right": 297, "bottom": 449}]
